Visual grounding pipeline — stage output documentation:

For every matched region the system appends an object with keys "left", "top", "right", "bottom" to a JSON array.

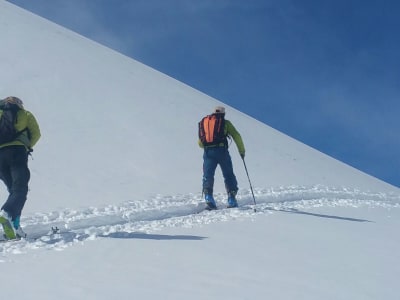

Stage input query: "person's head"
[
  {"left": 2, "top": 96, "right": 24, "bottom": 109},
  {"left": 213, "top": 106, "right": 225, "bottom": 115}
]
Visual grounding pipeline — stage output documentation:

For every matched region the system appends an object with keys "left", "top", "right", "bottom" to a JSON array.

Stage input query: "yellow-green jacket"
[
  {"left": 0, "top": 109, "right": 41, "bottom": 150},
  {"left": 198, "top": 119, "right": 245, "bottom": 156}
]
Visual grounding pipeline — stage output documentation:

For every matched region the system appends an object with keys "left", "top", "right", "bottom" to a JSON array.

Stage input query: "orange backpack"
[{"left": 198, "top": 114, "right": 227, "bottom": 146}]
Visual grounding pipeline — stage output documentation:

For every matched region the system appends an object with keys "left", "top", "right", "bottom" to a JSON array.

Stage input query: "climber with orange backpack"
[{"left": 198, "top": 106, "right": 245, "bottom": 210}]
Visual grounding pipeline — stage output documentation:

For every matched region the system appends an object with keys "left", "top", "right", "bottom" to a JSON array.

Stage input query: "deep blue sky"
[{"left": 8, "top": 0, "right": 400, "bottom": 187}]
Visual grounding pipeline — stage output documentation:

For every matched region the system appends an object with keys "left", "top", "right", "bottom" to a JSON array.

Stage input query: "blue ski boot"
[
  {"left": 227, "top": 191, "right": 238, "bottom": 208},
  {"left": 13, "top": 215, "right": 26, "bottom": 238},
  {"left": 205, "top": 194, "right": 217, "bottom": 210}
]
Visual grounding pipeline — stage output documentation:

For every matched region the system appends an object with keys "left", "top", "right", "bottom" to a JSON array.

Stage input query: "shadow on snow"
[
  {"left": 265, "top": 207, "right": 373, "bottom": 222},
  {"left": 100, "top": 232, "right": 207, "bottom": 240}
]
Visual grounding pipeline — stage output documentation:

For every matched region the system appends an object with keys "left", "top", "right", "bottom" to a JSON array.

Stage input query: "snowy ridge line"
[{"left": 1, "top": 185, "right": 399, "bottom": 257}]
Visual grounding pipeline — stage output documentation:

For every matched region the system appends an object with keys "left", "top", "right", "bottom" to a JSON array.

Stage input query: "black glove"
[{"left": 240, "top": 153, "right": 245, "bottom": 159}]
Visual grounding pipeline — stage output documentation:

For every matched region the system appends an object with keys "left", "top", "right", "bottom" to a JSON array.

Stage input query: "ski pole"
[{"left": 242, "top": 156, "right": 257, "bottom": 212}]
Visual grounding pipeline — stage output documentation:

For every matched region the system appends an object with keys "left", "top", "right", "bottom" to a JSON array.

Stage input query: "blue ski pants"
[{"left": 202, "top": 147, "right": 238, "bottom": 195}]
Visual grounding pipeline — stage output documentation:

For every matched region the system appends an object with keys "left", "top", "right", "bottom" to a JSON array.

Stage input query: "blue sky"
[{"left": 8, "top": 0, "right": 400, "bottom": 188}]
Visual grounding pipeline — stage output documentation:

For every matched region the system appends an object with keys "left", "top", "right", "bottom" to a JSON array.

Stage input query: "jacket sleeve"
[
  {"left": 226, "top": 120, "right": 245, "bottom": 155},
  {"left": 26, "top": 111, "right": 41, "bottom": 148},
  {"left": 198, "top": 139, "right": 204, "bottom": 148}
]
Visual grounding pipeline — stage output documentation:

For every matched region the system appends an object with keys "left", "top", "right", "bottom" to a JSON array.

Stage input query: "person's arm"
[{"left": 226, "top": 120, "right": 245, "bottom": 157}]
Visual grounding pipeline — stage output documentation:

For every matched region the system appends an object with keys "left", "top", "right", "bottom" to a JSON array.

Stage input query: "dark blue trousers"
[
  {"left": 202, "top": 147, "right": 238, "bottom": 195},
  {"left": 0, "top": 146, "right": 30, "bottom": 220}
]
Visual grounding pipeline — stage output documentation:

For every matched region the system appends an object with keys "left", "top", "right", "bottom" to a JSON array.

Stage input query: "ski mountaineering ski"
[
  {"left": 0, "top": 215, "right": 17, "bottom": 240},
  {"left": 0, "top": 226, "right": 87, "bottom": 244},
  {"left": 203, "top": 203, "right": 255, "bottom": 212},
  {"left": 0, "top": 226, "right": 61, "bottom": 243}
]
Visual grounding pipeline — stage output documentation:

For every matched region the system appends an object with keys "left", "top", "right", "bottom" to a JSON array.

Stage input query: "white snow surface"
[{"left": 0, "top": 1, "right": 399, "bottom": 299}]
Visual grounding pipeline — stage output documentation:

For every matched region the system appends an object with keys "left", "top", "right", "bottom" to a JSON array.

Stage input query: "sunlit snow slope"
[
  {"left": 0, "top": 1, "right": 397, "bottom": 217},
  {"left": 0, "top": 3, "right": 399, "bottom": 300},
  {"left": 1, "top": 186, "right": 398, "bottom": 255}
]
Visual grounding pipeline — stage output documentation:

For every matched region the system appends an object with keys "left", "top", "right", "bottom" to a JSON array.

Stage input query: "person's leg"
[
  {"left": 202, "top": 148, "right": 218, "bottom": 195},
  {"left": 202, "top": 148, "right": 218, "bottom": 208},
  {"left": 2, "top": 147, "right": 30, "bottom": 220},
  {"left": 219, "top": 149, "right": 238, "bottom": 207},
  {"left": 0, "top": 148, "right": 13, "bottom": 195}
]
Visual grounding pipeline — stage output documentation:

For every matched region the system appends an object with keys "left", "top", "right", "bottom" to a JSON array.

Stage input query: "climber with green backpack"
[{"left": 0, "top": 96, "right": 41, "bottom": 240}]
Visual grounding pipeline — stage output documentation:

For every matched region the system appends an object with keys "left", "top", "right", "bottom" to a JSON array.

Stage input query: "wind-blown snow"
[{"left": 0, "top": 1, "right": 399, "bottom": 300}]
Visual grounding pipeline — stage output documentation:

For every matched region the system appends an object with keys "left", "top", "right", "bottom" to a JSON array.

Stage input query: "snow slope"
[
  {"left": 2, "top": 186, "right": 400, "bottom": 299},
  {"left": 0, "top": 1, "right": 396, "bottom": 214},
  {"left": 1, "top": 1, "right": 399, "bottom": 299}
]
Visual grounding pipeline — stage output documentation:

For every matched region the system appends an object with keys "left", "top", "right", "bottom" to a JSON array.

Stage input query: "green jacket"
[
  {"left": 198, "top": 119, "right": 245, "bottom": 156},
  {"left": 0, "top": 109, "right": 41, "bottom": 150}
]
